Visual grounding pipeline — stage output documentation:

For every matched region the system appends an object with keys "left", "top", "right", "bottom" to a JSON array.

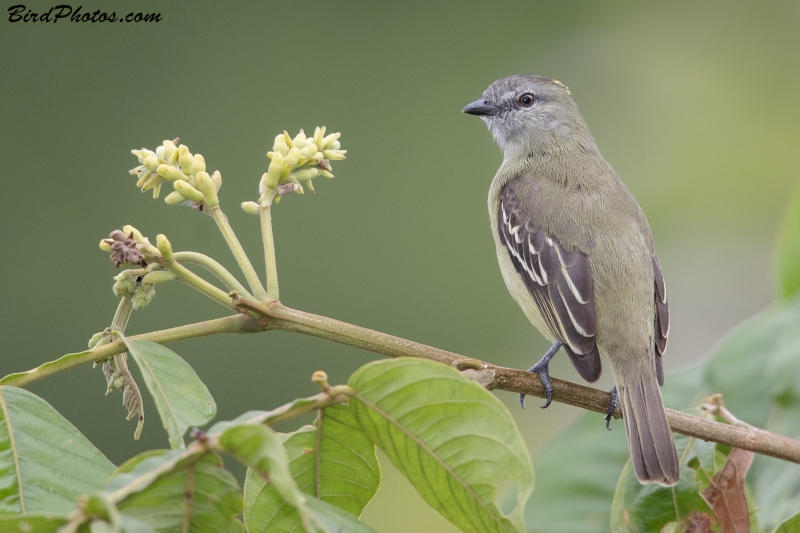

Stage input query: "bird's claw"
[
  {"left": 604, "top": 386, "right": 619, "bottom": 430},
  {"left": 520, "top": 360, "right": 553, "bottom": 409}
]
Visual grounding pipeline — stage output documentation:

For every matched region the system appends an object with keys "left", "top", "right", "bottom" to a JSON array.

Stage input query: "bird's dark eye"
[{"left": 518, "top": 93, "right": 535, "bottom": 107}]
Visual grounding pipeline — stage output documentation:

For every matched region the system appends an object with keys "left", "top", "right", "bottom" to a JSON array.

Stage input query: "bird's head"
[{"left": 463, "top": 74, "right": 593, "bottom": 159}]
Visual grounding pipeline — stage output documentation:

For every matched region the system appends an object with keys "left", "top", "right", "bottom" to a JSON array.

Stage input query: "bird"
[{"left": 463, "top": 74, "right": 679, "bottom": 485}]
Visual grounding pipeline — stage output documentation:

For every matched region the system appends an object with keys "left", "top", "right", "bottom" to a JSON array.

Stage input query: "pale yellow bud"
[
  {"left": 143, "top": 155, "right": 160, "bottom": 172},
  {"left": 332, "top": 140, "right": 341, "bottom": 150},
  {"left": 163, "top": 140, "right": 178, "bottom": 161},
  {"left": 211, "top": 170, "right": 222, "bottom": 191},
  {"left": 173, "top": 180, "right": 205, "bottom": 203},
  {"left": 319, "top": 169, "right": 335, "bottom": 179},
  {"left": 141, "top": 173, "right": 164, "bottom": 193},
  {"left": 320, "top": 132, "right": 341, "bottom": 150},
  {"left": 155, "top": 145, "right": 165, "bottom": 159},
  {"left": 192, "top": 154, "right": 206, "bottom": 174},
  {"left": 273, "top": 135, "right": 289, "bottom": 156},
  {"left": 195, "top": 171, "right": 219, "bottom": 208},
  {"left": 157, "top": 164, "right": 186, "bottom": 182},
  {"left": 300, "top": 143, "right": 318, "bottom": 160},
  {"left": 306, "top": 180, "right": 316, "bottom": 193},
  {"left": 289, "top": 167, "right": 319, "bottom": 182},
  {"left": 99, "top": 239, "right": 113, "bottom": 252},
  {"left": 164, "top": 191, "right": 186, "bottom": 205},
  {"left": 322, "top": 149, "right": 346, "bottom": 161},
  {"left": 156, "top": 234, "right": 173, "bottom": 262},
  {"left": 241, "top": 201, "right": 260, "bottom": 215},
  {"left": 285, "top": 147, "right": 301, "bottom": 171},
  {"left": 136, "top": 170, "right": 153, "bottom": 188},
  {"left": 313, "top": 126, "right": 326, "bottom": 148},
  {"left": 293, "top": 130, "right": 307, "bottom": 148},
  {"left": 178, "top": 145, "right": 193, "bottom": 176},
  {"left": 152, "top": 182, "right": 162, "bottom": 199},
  {"left": 266, "top": 152, "right": 284, "bottom": 190},
  {"left": 283, "top": 131, "right": 295, "bottom": 148}
]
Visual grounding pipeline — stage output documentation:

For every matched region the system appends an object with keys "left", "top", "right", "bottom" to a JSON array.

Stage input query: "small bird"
[{"left": 463, "top": 74, "right": 679, "bottom": 485}]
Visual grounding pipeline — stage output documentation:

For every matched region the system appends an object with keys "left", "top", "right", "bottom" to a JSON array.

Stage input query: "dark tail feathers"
[{"left": 618, "top": 377, "right": 679, "bottom": 486}]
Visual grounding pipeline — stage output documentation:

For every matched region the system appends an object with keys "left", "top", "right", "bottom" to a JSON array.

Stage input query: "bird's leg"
[
  {"left": 604, "top": 386, "right": 619, "bottom": 430},
  {"left": 520, "top": 340, "right": 563, "bottom": 409}
]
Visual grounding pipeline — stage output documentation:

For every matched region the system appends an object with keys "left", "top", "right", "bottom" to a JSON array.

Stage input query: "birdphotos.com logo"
[{"left": 7, "top": 4, "right": 161, "bottom": 23}]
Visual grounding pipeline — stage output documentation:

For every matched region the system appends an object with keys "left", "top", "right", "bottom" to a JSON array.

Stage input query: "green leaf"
[
  {"left": 775, "top": 180, "right": 800, "bottom": 298},
  {"left": 774, "top": 512, "right": 800, "bottom": 533},
  {"left": 609, "top": 433, "right": 714, "bottom": 533},
  {"left": 244, "top": 405, "right": 380, "bottom": 531},
  {"left": 90, "top": 515, "right": 155, "bottom": 533},
  {"left": 347, "top": 358, "right": 533, "bottom": 533},
  {"left": 207, "top": 395, "right": 319, "bottom": 435},
  {"left": 304, "top": 495, "right": 379, "bottom": 533},
  {"left": 122, "top": 339, "right": 216, "bottom": 448},
  {"left": 105, "top": 450, "right": 242, "bottom": 532},
  {"left": 0, "top": 515, "right": 68, "bottom": 532},
  {"left": 0, "top": 386, "right": 115, "bottom": 516}
]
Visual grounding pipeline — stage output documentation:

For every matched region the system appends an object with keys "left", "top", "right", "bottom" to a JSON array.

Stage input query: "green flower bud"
[
  {"left": 173, "top": 180, "right": 205, "bottom": 203},
  {"left": 163, "top": 140, "right": 178, "bottom": 161},
  {"left": 241, "top": 201, "right": 260, "bottom": 215},
  {"left": 312, "top": 126, "right": 326, "bottom": 148},
  {"left": 113, "top": 373, "right": 126, "bottom": 390},
  {"left": 300, "top": 143, "right": 318, "bottom": 160},
  {"left": 132, "top": 283, "right": 156, "bottom": 310},
  {"left": 142, "top": 270, "right": 175, "bottom": 284},
  {"left": 306, "top": 179, "right": 316, "bottom": 193},
  {"left": 322, "top": 149, "right": 346, "bottom": 161},
  {"left": 192, "top": 154, "right": 206, "bottom": 174},
  {"left": 178, "top": 145, "right": 193, "bottom": 176},
  {"left": 320, "top": 132, "right": 341, "bottom": 150},
  {"left": 319, "top": 169, "right": 335, "bottom": 179},
  {"left": 289, "top": 167, "right": 319, "bottom": 182},
  {"left": 141, "top": 173, "right": 164, "bottom": 193},
  {"left": 143, "top": 155, "right": 160, "bottom": 172},
  {"left": 273, "top": 134, "right": 289, "bottom": 156},
  {"left": 283, "top": 131, "right": 295, "bottom": 149},
  {"left": 332, "top": 140, "right": 341, "bottom": 150},
  {"left": 152, "top": 182, "right": 162, "bottom": 199},
  {"left": 266, "top": 152, "right": 284, "bottom": 190},
  {"left": 211, "top": 170, "right": 222, "bottom": 191},
  {"left": 293, "top": 130, "right": 307, "bottom": 148},
  {"left": 135, "top": 170, "right": 153, "bottom": 188},
  {"left": 195, "top": 171, "right": 219, "bottom": 207},
  {"left": 164, "top": 191, "right": 187, "bottom": 205},
  {"left": 113, "top": 271, "right": 136, "bottom": 296},
  {"left": 157, "top": 164, "right": 186, "bottom": 182},
  {"left": 156, "top": 234, "right": 173, "bottom": 262},
  {"left": 285, "top": 147, "right": 301, "bottom": 171}
]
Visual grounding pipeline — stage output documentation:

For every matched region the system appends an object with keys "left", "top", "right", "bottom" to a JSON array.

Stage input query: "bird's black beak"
[{"left": 462, "top": 99, "right": 500, "bottom": 117}]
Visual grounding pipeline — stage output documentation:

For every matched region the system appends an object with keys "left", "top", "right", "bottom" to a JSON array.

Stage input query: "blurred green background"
[{"left": 1, "top": 1, "right": 799, "bottom": 531}]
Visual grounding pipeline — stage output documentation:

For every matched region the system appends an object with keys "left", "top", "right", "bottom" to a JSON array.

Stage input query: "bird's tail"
[{"left": 617, "top": 374, "right": 680, "bottom": 486}]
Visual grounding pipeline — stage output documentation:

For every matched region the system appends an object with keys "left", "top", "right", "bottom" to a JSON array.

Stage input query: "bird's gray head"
[{"left": 463, "top": 74, "right": 594, "bottom": 159}]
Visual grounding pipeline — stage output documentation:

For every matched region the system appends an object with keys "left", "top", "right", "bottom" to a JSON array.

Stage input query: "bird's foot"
[
  {"left": 604, "top": 386, "right": 619, "bottom": 430},
  {"left": 519, "top": 340, "right": 562, "bottom": 410}
]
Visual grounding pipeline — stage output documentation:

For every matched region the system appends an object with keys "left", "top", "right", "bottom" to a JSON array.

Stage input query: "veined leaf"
[
  {"left": 244, "top": 404, "right": 380, "bottom": 531},
  {"left": 347, "top": 358, "right": 533, "bottom": 533},
  {"left": 0, "top": 386, "right": 115, "bottom": 516},
  {"left": 122, "top": 339, "right": 216, "bottom": 448},
  {"left": 0, "top": 515, "right": 68, "bottom": 531},
  {"left": 105, "top": 449, "right": 242, "bottom": 532},
  {"left": 305, "top": 495, "right": 379, "bottom": 533},
  {"left": 220, "top": 424, "right": 313, "bottom": 530}
]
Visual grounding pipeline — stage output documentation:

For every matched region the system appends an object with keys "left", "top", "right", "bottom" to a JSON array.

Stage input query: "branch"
[
  {"left": 234, "top": 298, "right": 800, "bottom": 466},
  {"left": 5, "top": 294, "right": 800, "bottom": 465}
]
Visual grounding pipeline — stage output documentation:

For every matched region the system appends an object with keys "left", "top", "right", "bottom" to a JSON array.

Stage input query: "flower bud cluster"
[
  {"left": 111, "top": 270, "right": 156, "bottom": 310},
  {"left": 130, "top": 139, "right": 222, "bottom": 208},
  {"left": 255, "top": 127, "right": 346, "bottom": 207}
]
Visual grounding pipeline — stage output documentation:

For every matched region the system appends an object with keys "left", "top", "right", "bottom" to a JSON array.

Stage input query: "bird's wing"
[
  {"left": 652, "top": 255, "right": 669, "bottom": 386},
  {"left": 499, "top": 186, "right": 602, "bottom": 382}
]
